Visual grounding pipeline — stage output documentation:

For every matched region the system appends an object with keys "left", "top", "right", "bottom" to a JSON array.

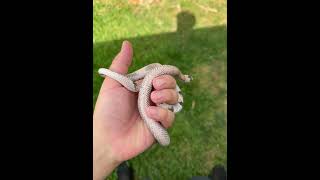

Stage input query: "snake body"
[{"left": 98, "top": 63, "right": 192, "bottom": 146}]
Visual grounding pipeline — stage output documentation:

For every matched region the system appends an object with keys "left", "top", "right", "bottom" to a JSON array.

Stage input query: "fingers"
[
  {"left": 151, "top": 75, "right": 179, "bottom": 104},
  {"left": 147, "top": 106, "right": 175, "bottom": 129},
  {"left": 151, "top": 89, "right": 179, "bottom": 105},
  {"left": 152, "top": 75, "right": 176, "bottom": 90},
  {"left": 102, "top": 41, "right": 133, "bottom": 90}
]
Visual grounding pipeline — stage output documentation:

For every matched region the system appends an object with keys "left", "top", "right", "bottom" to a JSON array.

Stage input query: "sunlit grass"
[{"left": 94, "top": 1, "right": 226, "bottom": 179}]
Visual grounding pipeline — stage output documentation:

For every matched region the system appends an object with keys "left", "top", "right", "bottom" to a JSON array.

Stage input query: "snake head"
[{"left": 184, "top": 75, "right": 193, "bottom": 82}]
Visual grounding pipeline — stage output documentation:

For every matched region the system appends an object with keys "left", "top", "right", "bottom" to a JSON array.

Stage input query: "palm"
[
  {"left": 94, "top": 85, "right": 155, "bottom": 162},
  {"left": 93, "top": 41, "right": 178, "bottom": 179}
]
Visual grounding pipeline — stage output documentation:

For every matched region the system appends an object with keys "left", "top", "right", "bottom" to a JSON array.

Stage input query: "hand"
[{"left": 93, "top": 41, "right": 179, "bottom": 180}]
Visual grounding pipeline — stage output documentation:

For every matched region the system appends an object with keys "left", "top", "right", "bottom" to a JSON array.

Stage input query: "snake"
[{"left": 98, "top": 63, "right": 192, "bottom": 146}]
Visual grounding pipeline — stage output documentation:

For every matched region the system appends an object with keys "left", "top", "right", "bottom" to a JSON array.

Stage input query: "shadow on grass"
[
  {"left": 94, "top": 11, "right": 227, "bottom": 180},
  {"left": 94, "top": 10, "right": 226, "bottom": 100}
]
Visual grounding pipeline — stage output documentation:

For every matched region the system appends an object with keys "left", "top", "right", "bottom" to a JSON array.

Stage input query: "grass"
[{"left": 93, "top": 0, "right": 226, "bottom": 179}]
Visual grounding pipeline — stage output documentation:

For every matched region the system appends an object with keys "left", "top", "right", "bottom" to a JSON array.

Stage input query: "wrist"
[
  {"left": 93, "top": 126, "right": 121, "bottom": 180},
  {"left": 93, "top": 147, "right": 120, "bottom": 180}
]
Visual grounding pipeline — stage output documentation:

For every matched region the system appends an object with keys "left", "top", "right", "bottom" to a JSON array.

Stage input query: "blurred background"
[{"left": 93, "top": 0, "right": 226, "bottom": 179}]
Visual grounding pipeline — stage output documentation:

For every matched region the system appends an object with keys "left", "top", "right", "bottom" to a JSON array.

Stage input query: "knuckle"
[
  {"left": 170, "top": 90, "right": 178, "bottom": 102},
  {"left": 169, "top": 76, "right": 177, "bottom": 86},
  {"left": 163, "top": 109, "right": 170, "bottom": 121}
]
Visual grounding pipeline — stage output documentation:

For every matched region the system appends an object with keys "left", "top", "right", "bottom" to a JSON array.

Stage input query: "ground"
[{"left": 93, "top": 0, "right": 226, "bottom": 179}]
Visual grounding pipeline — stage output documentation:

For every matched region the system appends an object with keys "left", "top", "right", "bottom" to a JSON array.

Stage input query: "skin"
[{"left": 93, "top": 41, "right": 179, "bottom": 180}]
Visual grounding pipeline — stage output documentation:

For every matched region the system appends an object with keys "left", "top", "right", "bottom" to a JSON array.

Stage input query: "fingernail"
[
  {"left": 121, "top": 41, "right": 128, "bottom": 51},
  {"left": 148, "top": 107, "right": 158, "bottom": 117}
]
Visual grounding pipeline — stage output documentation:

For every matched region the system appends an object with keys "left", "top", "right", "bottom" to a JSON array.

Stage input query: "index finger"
[{"left": 152, "top": 75, "right": 177, "bottom": 90}]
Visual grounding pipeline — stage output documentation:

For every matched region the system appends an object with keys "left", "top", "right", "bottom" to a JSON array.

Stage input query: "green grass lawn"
[{"left": 93, "top": 0, "right": 226, "bottom": 179}]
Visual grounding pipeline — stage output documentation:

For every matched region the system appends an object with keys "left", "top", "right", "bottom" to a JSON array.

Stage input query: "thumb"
[
  {"left": 109, "top": 41, "right": 133, "bottom": 74},
  {"left": 102, "top": 41, "right": 133, "bottom": 90}
]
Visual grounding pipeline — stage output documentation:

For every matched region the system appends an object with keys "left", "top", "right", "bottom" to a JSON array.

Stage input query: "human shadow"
[
  {"left": 94, "top": 11, "right": 226, "bottom": 102},
  {"left": 94, "top": 11, "right": 227, "bottom": 179}
]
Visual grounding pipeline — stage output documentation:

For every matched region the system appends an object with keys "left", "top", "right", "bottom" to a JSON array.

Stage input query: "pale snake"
[{"left": 98, "top": 63, "right": 192, "bottom": 146}]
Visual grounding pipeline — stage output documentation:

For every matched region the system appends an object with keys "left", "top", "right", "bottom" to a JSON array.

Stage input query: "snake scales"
[{"left": 98, "top": 63, "right": 192, "bottom": 146}]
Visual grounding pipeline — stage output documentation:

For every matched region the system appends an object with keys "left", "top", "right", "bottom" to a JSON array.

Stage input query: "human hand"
[{"left": 93, "top": 41, "right": 179, "bottom": 180}]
